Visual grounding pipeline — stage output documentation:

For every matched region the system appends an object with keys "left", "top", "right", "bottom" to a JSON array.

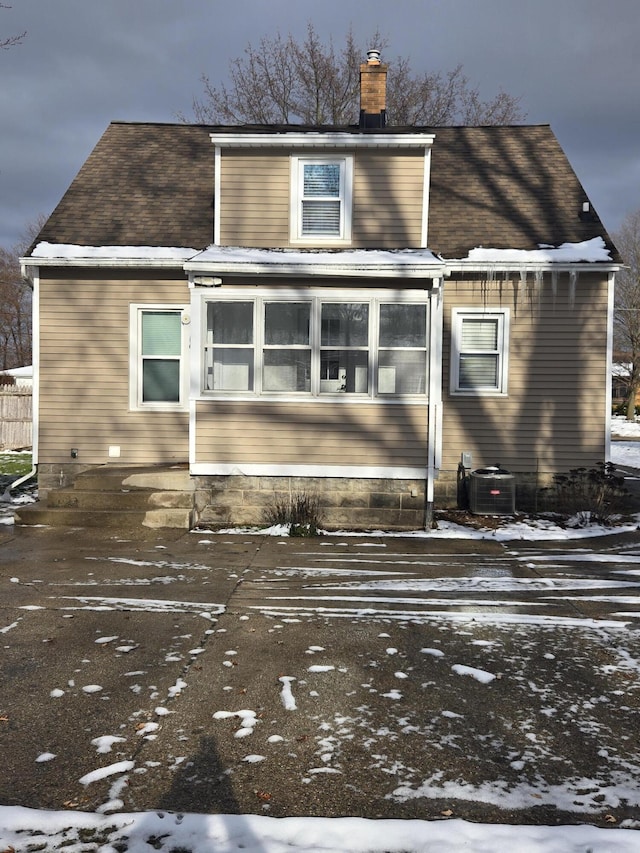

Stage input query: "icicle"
[
  {"left": 520, "top": 269, "right": 532, "bottom": 311},
  {"left": 551, "top": 269, "right": 558, "bottom": 307},
  {"left": 568, "top": 270, "right": 577, "bottom": 309},
  {"left": 534, "top": 269, "right": 544, "bottom": 312},
  {"left": 530, "top": 269, "right": 543, "bottom": 311}
]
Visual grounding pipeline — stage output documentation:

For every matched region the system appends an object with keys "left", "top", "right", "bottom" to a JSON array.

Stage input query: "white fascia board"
[
  {"left": 209, "top": 131, "right": 435, "bottom": 149},
  {"left": 21, "top": 256, "right": 194, "bottom": 269},
  {"left": 445, "top": 261, "right": 620, "bottom": 275},
  {"left": 22, "top": 243, "right": 201, "bottom": 268},
  {"left": 187, "top": 261, "right": 446, "bottom": 279}
]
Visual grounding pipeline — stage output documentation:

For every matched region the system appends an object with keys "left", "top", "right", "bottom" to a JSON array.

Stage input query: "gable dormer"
[{"left": 209, "top": 128, "right": 435, "bottom": 250}]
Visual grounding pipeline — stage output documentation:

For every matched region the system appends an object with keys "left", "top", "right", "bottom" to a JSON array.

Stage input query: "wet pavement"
[{"left": 1, "top": 523, "right": 640, "bottom": 826}]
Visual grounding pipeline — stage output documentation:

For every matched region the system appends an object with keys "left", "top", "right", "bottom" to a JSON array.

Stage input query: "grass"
[{"left": 0, "top": 451, "right": 32, "bottom": 479}]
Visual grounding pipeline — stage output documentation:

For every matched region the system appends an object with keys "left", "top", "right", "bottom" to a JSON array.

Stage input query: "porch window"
[
  {"left": 263, "top": 302, "right": 311, "bottom": 392},
  {"left": 131, "top": 307, "right": 187, "bottom": 410},
  {"left": 450, "top": 309, "right": 509, "bottom": 395},
  {"left": 320, "top": 302, "right": 369, "bottom": 393},
  {"left": 205, "top": 301, "right": 254, "bottom": 391},
  {"left": 378, "top": 303, "right": 427, "bottom": 394},
  {"left": 200, "top": 293, "right": 430, "bottom": 399},
  {"left": 291, "top": 157, "right": 353, "bottom": 243}
]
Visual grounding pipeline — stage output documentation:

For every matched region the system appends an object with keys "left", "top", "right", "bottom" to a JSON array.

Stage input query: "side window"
[
  {"left": 131, "top": 307, "right": 187, "bottom": 410},
  {"left": 291, "top": 157, "right": 353, "bottom": 244},
  {"left": 450, "top": 309, "right": 509, "bottom": 395}
]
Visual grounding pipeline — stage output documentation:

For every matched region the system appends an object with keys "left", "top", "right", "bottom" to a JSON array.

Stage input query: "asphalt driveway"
[{"left": 1, "top": 523, "right": 640, "bottom": 827}]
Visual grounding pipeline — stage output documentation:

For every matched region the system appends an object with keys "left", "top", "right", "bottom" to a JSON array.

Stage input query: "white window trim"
[
  {"left": 129, "top": 304, "right": 189, "bottom": 412},
  {"left": 194, "top": 288, "right": 430, "bottom": 402},
  {"left": 290, "top": 155, "right": 353, "bottom": 245},
  {"left": 450, "top": 307, "right": 510, "bottom": 396}
]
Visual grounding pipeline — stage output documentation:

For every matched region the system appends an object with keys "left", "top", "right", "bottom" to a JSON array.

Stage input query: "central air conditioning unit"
[{"left": 468, "top": 465, "right": 516, "bottom": 515}]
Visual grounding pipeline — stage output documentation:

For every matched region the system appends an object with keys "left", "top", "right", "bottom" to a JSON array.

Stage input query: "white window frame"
[
  {"left": 129, "top": 304, "right": 189, "bottom": 411},
  {"left": 290, "top": 155, "right": 353, "bottom": 245},
  {"left": 450, "top": 308, "right": 510, "bottom": 396},
  {"left": 197, "top": 289, "right": 429, "bottom": 401}
]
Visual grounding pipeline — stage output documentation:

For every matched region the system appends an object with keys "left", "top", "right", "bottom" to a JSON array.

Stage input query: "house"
[
  {"left": 0, "top": 365, "right": 33, "bottom": 389},
  {"left": 612, "top": 359, "right": 632, "bottom": 409},
  {"left": 20, "top": 52, "right": 619, "bottom": 530}
]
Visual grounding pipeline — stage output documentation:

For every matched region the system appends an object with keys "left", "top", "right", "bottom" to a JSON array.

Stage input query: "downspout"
[
  {"left": 425, "top": 277, "right": 443, "bottom": 529},
  {"left": 605, "top": 269, "right": 615, "bottom": 462}
]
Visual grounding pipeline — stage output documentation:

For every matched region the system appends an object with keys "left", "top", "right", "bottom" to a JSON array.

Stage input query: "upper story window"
[
  {"left": 450, "top": 308, "right": 509, "bottom": 395},
  {"left": 291, "top": 156, "right": 353, "bottom": 244}
]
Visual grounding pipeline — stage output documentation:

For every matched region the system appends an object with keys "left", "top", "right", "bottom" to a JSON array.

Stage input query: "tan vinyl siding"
[
  {"left": 38, "top": 269, "right": 189, "bottom": 465},
  {"left": 352, "top": 151, "right": 424, "bottom": 248},
  {"left": 441, "top": 272, "right": 609, "bottom": 474},
  {"left": 218, "top": 148, "right": 425, "bottom": 249},
  {"left": 219, "top": 151, "right": 290, "bottom": 247},
  {"left": 195, "top": 401, "right": 427, "bottom": 469}
]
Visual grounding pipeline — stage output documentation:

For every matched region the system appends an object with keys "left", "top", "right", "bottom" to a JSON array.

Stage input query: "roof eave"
[
  {"left": 209, "top": 131, "right": 435, "bottom": 148},
  {"left": 446, "top": 261, "right": 620, "bottom": 274},
  {"left": 186, "top": 261, "right": 446, "bottom": 279}
]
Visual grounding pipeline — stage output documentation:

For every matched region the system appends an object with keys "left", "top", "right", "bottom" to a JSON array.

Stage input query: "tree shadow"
[{"left": 32, "top": 122, "right": 615, "bottom": 517}]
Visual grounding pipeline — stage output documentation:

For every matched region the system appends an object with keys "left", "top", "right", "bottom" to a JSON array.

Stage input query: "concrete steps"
[{"left": 15, "top": 466, "right": 196, "bottom": 529}]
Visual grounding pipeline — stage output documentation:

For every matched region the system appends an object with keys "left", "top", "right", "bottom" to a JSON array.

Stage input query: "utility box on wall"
[{"left": 468, "top": 466, "right": 516, "bottom": 515}]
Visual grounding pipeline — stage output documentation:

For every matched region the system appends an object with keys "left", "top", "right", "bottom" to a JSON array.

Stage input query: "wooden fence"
[{"left": 0, "top": 387, "right": 32, "bottom": 450}]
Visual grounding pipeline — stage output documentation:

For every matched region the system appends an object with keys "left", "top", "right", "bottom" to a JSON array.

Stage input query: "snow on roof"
[
  {"left": 187, "top": 245, "right": 442, "bottom": 267},
  {"left": 30, "top": 242, "right": 200, "bottom": 260},
  {"left": 1, "top": 366, "right": 32, "bottom": 377},
  {"left": 613, "top": 362, "right": 631, "bottom": 378},
  {"left": 462, "top": 237, "right": 611, "bottom": 264},
  {"left": 28, "top": 238, "right": 613, "bottom": 268}
]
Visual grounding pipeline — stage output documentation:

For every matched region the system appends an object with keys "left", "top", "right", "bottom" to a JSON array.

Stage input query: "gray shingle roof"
[
  {"left": 34, "top": 121, "right": 616, "bottom": 260},
  {"left": 37, "top": 123, "right": 215, "bottom": 249}
]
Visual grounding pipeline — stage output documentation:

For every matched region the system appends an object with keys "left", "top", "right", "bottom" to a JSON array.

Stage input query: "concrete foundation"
[{"left": 34, "top": 464, "right": 562, "bottom": 530}]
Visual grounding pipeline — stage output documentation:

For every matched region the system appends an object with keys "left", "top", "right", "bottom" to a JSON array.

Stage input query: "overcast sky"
[{"left": 1, "top": 0, "right": 638, "bottom": 250}]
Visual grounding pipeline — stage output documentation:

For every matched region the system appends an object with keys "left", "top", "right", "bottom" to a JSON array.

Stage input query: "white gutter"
[
  {"left": 188, "top": 262, "right": 446, "bottom": 279},
  {"left": 21, "top": 257, "right": 196, "bottom": 269},
  {"left": 445, "top": 262, "right": 620, "bottom": 275}
]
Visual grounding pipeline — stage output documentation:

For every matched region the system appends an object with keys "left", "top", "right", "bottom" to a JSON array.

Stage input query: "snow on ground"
[
  {"left": 3, "top": 421, "right": 640, "bottom": 850},
  {"left": 2, "top": 807, "right": 640, "bottom": 852}
]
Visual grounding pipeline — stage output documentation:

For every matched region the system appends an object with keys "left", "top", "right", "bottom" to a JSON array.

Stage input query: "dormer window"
[{"left": 291, "top": 155, "right": 353, "bottom": 244}]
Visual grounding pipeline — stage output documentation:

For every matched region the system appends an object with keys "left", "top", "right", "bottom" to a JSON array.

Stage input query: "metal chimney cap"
[{"left": 367, "top": 49, "right": 381, "bottom": 64}]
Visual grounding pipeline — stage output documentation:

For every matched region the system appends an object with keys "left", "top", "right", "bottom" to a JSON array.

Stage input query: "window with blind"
[
  {"left": 450, "top": 309, "right": 509, "bottom": 395},
  {"left": 291, "top": 156, "right": 353, "bottom": 243},
  {"left": 131, "top": 306, "right": 187, "bottom": 410}
]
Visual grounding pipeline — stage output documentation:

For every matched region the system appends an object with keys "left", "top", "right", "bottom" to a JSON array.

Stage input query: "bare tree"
[
  {"left": 184, "top": 24, "right": 525, "bottom": 127},
  {"left": 0, "top": 214, "right": 46, "bottom": 369},
  {"left": 614, "top": 209, "right": 640, "bottom": 419},
  {"left": 0, "top": 3, "right": 25, "bottom": 50}
]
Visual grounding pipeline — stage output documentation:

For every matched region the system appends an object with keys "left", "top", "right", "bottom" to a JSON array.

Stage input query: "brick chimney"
[{"left": 359, "top": 49, "right": 387, "bottom": 128}]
